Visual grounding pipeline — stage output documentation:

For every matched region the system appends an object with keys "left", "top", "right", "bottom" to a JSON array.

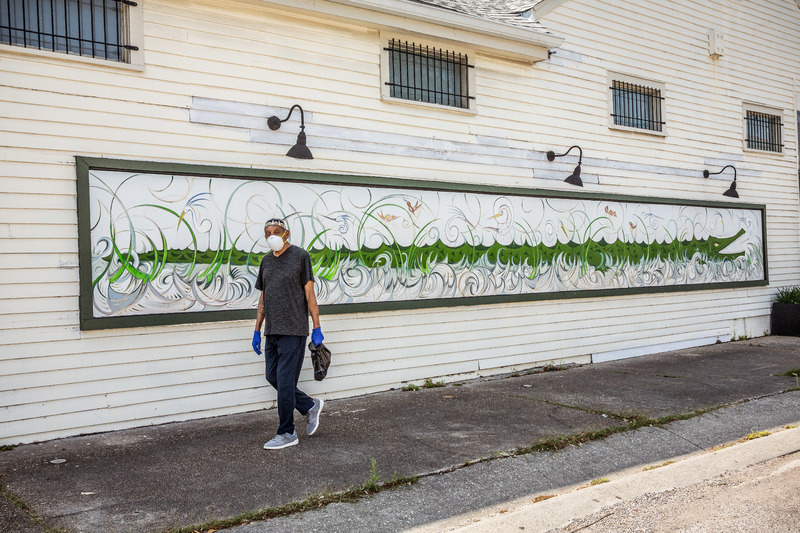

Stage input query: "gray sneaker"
[
  {"left": 263, "top": 431, "right": 298, "bottom": 450},
  {"left": 306, "top": 398, "right": 324, "bottom": 436}
]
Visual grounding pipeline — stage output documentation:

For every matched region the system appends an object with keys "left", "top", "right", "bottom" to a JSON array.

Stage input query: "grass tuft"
[
  {"left": 742, "top": 430, "right": 770, "bottom": 441},
  {"left": 712, "top": 429, "right": 774, "bottom": 451},
  {"left": 643, "top": 460, "right": 676, "bottom": 471},
  {"left": 780, "top": 368, "right": 800, "bottom": 391}
]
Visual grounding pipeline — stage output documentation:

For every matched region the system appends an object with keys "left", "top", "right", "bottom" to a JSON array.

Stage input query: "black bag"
[{"left": 308, "top": 341, "right": 332, "bottom": 381}]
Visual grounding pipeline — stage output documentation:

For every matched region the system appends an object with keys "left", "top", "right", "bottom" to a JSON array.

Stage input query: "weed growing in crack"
[
  {"left": 780, "top": 368, "right": 800, "bottom": 390},
  {"left": 364, "top": 458, "right": 380, "bottom": 491},
  {"left": 643, "top": 460, "right": 676, "bottom": 471},
  {"left": 742, "top": 430, "right": 770, "bottom": 441}
]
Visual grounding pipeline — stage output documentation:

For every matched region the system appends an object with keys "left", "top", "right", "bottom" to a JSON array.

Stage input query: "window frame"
[
  {"left": 0, "top": 0, "right": 144, "bottom": 70},
  {"left": 379, "top": 32, "right": 477, "bottom": 114},
  {"left": 742, "top": 102, "right": 784, "bottom": 156},
  {"left": 607, "top": 72, "right": 666, "bottom": 137}
]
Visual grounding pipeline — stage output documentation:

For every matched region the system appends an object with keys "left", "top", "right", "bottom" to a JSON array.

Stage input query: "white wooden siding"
[{"left": 1, "top": 0, "right": 799, "bottom": 444}]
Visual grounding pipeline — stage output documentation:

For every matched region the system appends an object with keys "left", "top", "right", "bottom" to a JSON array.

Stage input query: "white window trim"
[
  {"left": 379, "top": 31, "right": 477, "bottom": 114},
  {"left": 607, "top": 72, "right": 666, "bottom": 137},
  {"left": 742, "top": 102, "right": 784, "bottom": 156},
  {"left": 0, "top": 0, "right": 144, "bottom": 70}
]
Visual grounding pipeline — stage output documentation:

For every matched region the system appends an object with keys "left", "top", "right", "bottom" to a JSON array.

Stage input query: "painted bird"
[
  {"left": 406, "top": 200, "right": 421, "bottom": 215},
  {"left": 177, "top": 192, "right": 212, "bottom": 229},
  {"left": 377, "top": 210, "right": 399, "bottom": 222}
]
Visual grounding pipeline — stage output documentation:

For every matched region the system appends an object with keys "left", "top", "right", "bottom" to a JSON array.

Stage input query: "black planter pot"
[{"left": 771, "top": 303, "right": 800, "bottom": 336}]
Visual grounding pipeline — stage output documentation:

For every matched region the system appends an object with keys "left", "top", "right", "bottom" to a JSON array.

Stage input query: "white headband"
[{"left": 264, "top": 218, "right": 288, "bottom": 231}]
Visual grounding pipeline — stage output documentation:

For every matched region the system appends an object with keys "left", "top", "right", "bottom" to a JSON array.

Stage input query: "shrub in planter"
[{"left": 771, "top": 286, "right": 800, "bottom": 336}]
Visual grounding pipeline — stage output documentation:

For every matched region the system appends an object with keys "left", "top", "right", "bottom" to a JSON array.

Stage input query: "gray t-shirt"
[{"left": 255, "top": 245, "right": 315, "bottom": 336}]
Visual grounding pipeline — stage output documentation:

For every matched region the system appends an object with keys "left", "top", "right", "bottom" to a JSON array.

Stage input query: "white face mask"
[{"left": 267, "top": 234, "right": 285, "bottom": 252}]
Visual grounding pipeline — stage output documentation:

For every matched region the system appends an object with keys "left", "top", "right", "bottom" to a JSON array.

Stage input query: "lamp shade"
[
  {"left": 722, "top": 180, "right": 738, "bottom": 198},
  {"left": 286, "top": 130, "right": 313, "bottom": 159},
  {"left": 564, "top": 164, "right": 583, "bottom": 187}
]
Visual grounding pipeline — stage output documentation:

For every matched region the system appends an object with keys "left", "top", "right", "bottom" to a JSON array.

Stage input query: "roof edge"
[
  {"left": 530, "top": 0, "right": 570, "bottom": 19},
  {"left": 261, "top": 0, "right": 565, "bottom": 61}
]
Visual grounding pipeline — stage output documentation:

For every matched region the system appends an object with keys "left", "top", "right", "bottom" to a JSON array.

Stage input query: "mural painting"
[{"left": 84, "top": 168, "right": 766, "bottom": 323}]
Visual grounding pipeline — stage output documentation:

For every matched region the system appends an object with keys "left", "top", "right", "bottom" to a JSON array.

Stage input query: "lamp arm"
[
  {"left": 703, "top": 165, "right": 737, "bottom": 181},
  {"left": 268, "top": 104, "right": 306, "bottom": 131},
  {"left": 720, "top": 164, "right": 736, "bottom": 181},
  {"left": 548, "top": 145, "right": 583, "bottom": 163},
  {"left": 560, "top": 145, "right": 582, "bottom": 160}
]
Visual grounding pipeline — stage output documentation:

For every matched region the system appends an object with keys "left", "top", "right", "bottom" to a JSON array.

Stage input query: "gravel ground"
[{"left": 545, "top": 450, "right": 800, "bottom": 533}]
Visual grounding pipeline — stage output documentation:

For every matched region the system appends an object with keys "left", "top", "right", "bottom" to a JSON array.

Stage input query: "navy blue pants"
[{"left": 264, "top": 334, "right": 314, "bottom": 435}]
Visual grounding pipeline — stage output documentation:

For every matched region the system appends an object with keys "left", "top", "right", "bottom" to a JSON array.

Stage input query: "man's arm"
[
  {"left": 255, "top": 290, "right": 265, "bottom": 332},
  {"left": 304, "top": 280, "right": 321, "bottom": 329},
  {"left": 251, "top": 290, "right": 265, "bottom": 355}
]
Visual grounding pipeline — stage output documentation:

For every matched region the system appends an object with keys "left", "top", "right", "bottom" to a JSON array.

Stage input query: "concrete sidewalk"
[{"left": 1, "top": 336, "right": 798, "bottom": 533}]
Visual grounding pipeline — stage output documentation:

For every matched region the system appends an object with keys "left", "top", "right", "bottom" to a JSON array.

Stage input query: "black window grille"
[
  {"left": 610, "top": 80, "right": 664, "bottom": 132},
  {"left": 0, "top": 0, "right": 138, "bottom": 62},
  {"left": 745, "top": 110, "right": 783, "bottom": 153},
  {"left": 384, "top": 39, "right": 474, "bottom": 109}
]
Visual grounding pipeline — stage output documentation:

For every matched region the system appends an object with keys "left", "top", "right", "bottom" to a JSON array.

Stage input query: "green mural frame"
[{"left": 76, "top": 156, "right": 769, "bottom": 330}]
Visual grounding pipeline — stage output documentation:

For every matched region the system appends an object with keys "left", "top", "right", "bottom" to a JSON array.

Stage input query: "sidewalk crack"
[
  {"left": 505, "top": 394, "right": 630, "bottom": 421},
  {"left": 660, "top": 426, "right": 705, "bottom": 450}
]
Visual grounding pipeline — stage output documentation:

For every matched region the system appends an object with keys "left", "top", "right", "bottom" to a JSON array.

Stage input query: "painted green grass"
[{"left": 109, "top": 229, "right": 747, "bottom": 283}]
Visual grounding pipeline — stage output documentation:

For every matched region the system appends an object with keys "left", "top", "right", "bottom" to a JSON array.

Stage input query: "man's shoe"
[
  {"left": 263, "top": 431, "right": 298, "bottom": 450},
  {"left": 306, "top": 398, "right": 324, "bottom": 436}
]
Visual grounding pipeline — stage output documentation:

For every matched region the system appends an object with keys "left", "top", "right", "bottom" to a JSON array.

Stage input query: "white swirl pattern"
[{"left": 88, "top": 170, "right": 766, "bottom": 318}]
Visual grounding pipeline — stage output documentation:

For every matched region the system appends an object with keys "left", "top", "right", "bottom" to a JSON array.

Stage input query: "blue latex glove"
[
  {"left": 252, "top": 331, "right": 262, "bottom": 355},
  {"left": 311, "top": 327, "right": 324, "bottom": 347}
]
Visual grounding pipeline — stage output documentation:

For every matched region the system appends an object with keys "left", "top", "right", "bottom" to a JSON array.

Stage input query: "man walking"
[{"left": 252, "top": 218, "right": 325, "bottom": 450}]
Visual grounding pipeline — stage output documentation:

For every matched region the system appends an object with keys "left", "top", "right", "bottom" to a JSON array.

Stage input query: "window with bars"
[
  {"left": 610, "top": 79, "right": 665, "bottom": 132},
  {"left": 745, "top": 109, "right": 783, "bottom": 153},
  {"left": 0, "top": 0, "right": 137, "bottom": 62},
  {"left": 384, "top": 38, "right": 474, "bottom": 109}
]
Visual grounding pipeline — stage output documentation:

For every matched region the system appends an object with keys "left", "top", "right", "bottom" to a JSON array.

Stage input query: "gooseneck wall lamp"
[
  {"left": 703, "top": 165, "right": 739, "bottom": 198},
  {"left": 267, "top": 104, "right": 313, "bottom": 159},
  {"left": 546, "top": 145, "right": 583, "bottom": 187}
]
